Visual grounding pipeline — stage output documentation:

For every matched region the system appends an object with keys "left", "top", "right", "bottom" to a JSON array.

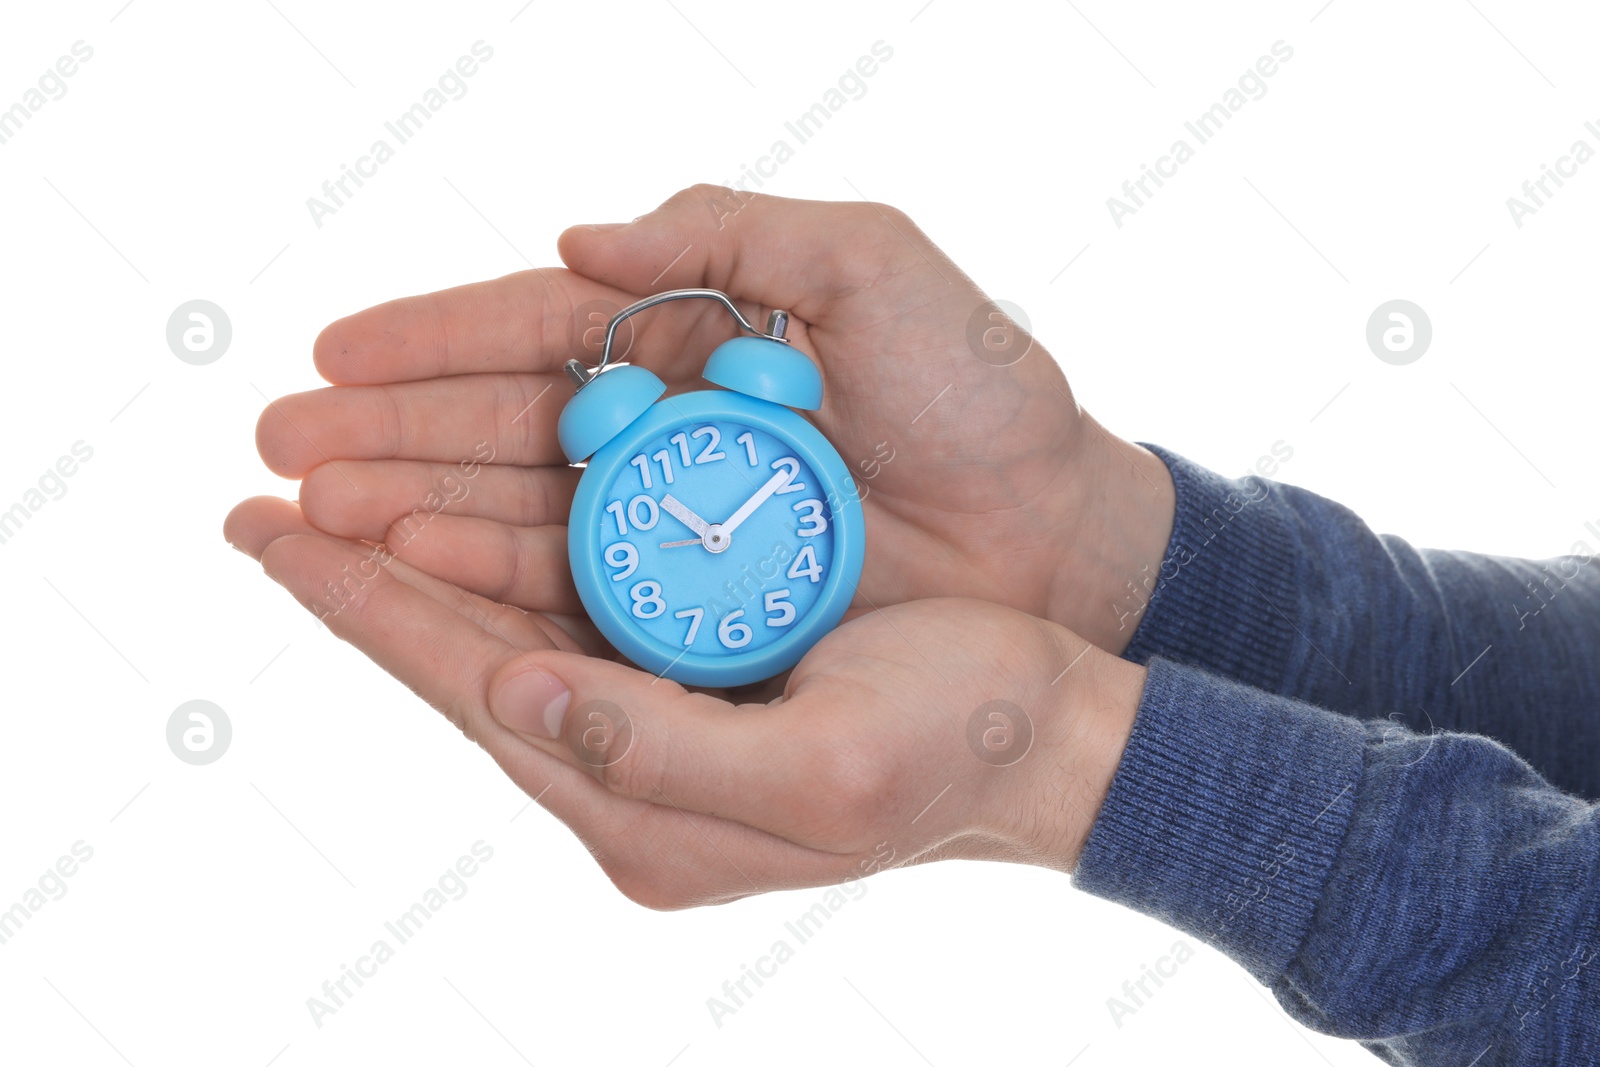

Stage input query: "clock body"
[{"left": 567, "top": 388, "right": 864, "bottom": 687}]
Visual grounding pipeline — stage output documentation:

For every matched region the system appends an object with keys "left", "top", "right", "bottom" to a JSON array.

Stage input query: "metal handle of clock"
[{"left": 563, "top": 288, "right": 791, "bottom": 390}]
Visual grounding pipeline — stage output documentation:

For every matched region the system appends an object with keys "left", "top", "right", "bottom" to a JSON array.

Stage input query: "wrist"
[
  {"left": 1045, "top": 420, "right": 1176, "bottom": 654},
  {"left": 1018, "top": 636, "right": 1146, "bottom": 872}
]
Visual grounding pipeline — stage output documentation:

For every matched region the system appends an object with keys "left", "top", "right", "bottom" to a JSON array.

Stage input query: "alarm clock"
[{"left": 557, "top": 289, "right": 865, "bottom": 688}]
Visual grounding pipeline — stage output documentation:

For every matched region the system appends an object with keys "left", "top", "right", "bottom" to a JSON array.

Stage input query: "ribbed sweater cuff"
[
  {"left": 1123, "top": 445, "right": 1304, "bottom": 690},
  {"left": 1073, "top": 658, "right": 1365, "bottom": 979}
]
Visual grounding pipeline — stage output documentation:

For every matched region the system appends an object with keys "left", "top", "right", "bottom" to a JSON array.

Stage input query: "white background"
[{"left": 1, "top": 1, "right": 1594, "bottom": 1064}]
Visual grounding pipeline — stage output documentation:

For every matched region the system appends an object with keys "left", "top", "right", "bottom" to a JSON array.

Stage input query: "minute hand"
[{"left": 718, "top": 470, "right": 791, "bottom": 538}]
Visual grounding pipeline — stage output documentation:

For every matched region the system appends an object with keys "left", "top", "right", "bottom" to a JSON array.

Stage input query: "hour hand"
[{"left": 660, "top": 495, "right": 712, "bottom": 537}]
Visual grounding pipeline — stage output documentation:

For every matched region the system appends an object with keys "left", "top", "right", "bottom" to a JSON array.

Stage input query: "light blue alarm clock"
[{"left": 557, "top": 289, "right": 865, "bottom": 688}]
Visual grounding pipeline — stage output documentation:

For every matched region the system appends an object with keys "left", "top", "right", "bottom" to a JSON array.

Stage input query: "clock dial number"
[
  {"left": 764, "top": 589, "right": 796, "bottom": 627},
  {"left": 673, "top": 607, "right": 704, "bottom": 646},
  {"left": 604, "top": 542, "right": 639, "bottom": 581},
  {"left": 605, "top": 494, "right": 660, "bottom": 535},
  {"left": 630, "top": 580, "right": 667, "bottom": 619},
  {"left": 650, "top": 449, "right": 676, "bottom": 485},
  {"left": 788, "top": 545, "right": 823, "bottom": 583},
  {"left": 629, "top": 496, "right": 660, "bottom": 530},
  {"left": 792, "top": 498, "right": 828, "bottom": 537},
  {"left": 691, "top": 426, "right": 726, "bottom": 464},
  {"left": 667, "top": 426, "right": 728, "bottom": 469},
  {"left": 736, "top": 431, "right": 758, "bottom": 466},
  {"left": 629, "top": 453, "right": 653, "bottom": 490},
  {"left": 770, "top": 456, "right": 806, "bottom": 495},
  {"left": 717, "top": 610, "right": 754, "bottom": 649}
]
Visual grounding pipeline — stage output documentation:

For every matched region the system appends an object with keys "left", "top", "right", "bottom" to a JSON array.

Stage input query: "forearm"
[
  {"left": 1072, "top": 659, "right": 1600, "bottom": 1065},
  {"left": 1098, "top": 444, "right": 1600, "bottom": 799}
]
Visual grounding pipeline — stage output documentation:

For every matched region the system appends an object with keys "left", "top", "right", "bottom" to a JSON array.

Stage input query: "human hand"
[
  {"left": 222, "top": 497, "right": 1146, "bottom": 904},
  {"left": 254, "top": 187, "right": 1175, "bottom": 655}
]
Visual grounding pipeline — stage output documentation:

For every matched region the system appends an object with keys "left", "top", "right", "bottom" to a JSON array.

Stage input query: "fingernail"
[
  {"left": 583, "top": 222, "right": 626, "bottom": 233},
  {"left": 493, "top": 669, "right": 571, "bottom": 740}
]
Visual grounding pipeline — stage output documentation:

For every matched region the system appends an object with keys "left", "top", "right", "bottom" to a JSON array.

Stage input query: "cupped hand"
[
  {"left": 223, "top": 497, "right": 1145, "bottom": 905},
  {"left": 255, "top": 187, "right": 1175, "bottom": 654}
]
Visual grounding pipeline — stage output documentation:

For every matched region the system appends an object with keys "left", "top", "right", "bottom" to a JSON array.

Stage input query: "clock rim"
[{"left": 567, "top": 388, "right": 865, "bottom": 688}]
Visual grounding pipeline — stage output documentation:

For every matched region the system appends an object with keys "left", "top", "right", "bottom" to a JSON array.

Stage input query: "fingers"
[
  {"left": 254, "top": 527, "right": 853, "bottom": 907},
  {"left": 273, "top": 189, "right": 964, "bottom": 479},
  {"left": 309, "top": 187, "right": 958, "bottom": 388},
  {"left": 382, "top": 513, "right": 581, "bottom": 616},
  {"left": 224, "top": 495, "right": 315, "bottom": 558},
  {"left": 225, "top": 496, "right": 587, "bottom": 653},
  {"left": 298, "top": 459, "right": 580, "bottom": 542},
  {"left": 253, "top": 530, "right": 626, "bottom": 859},
  {"left": 261, "top": 533, "right": 566, "bottom": 728},
  {"left": 255, "top": 373, "right": 561, "bottom": 478},
  {"left": 558, "top": 185, "right": 959, "bottom": 324},
  {"left": 311, "top": 267, "right": 638, "bottom": 385},
  {"left": 486, "top": 648, "right": 878, "bottom": 854},
  {"left": 289, "top": 456, "right": 587, "bottom": 620}
]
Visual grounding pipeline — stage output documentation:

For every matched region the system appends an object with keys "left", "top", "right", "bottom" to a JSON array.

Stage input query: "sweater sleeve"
[
  {"left": 1121, "top": 446, "right": 1600, "bottom": 799},
  {"left": 1073, "top": 658, "right": 1600, "bottom": 1066}
]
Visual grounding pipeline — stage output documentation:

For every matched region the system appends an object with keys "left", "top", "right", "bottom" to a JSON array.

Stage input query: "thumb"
[
  {"left": 556, "top": 184, "right": 961, "bottom": 326},
  {"left": 486, "top": 650, "right": 809, "bottom": 835}
]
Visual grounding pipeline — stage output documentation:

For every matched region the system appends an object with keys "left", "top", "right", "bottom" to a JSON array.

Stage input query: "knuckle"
[
  {"left": 585, "top": 727, "right": 656, "bottom": 800},
  {"left": 615, "top": 873, "right": 690, "bottom": 911},
  {"left": 829, "top": 200, "right": 931, "bottom": 287},
  {"left": 497, "top": 374, "right": 541, "bottom": 454},
  {"left": 674, "top": 182, "right": 736, "bottom": 208},
  {"left": 440, "top": 694, "right": 474, "bottom": 740},
  {"left": 800, "top": 744, "right": 892, "bottom": 847},
  {"left": 494, "top": 522, "right": 531, "bottom": 603},
  {"left": 666, "top": 183, "right": 760, "bottom": 232},
  {"left": 519, "top": 465, "right": 558, "bottom": 526},
  {"left": 859, "top": 199, "right": 911, "bottom": 228},
  {"left": 597, "top": 848, "right": 696, "bottom": 912},
  {"left": 596, "top": 748, "right": 657, "bottom": 802}
]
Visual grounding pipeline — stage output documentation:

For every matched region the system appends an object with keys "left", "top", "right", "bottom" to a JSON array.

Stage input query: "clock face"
[
  {"left": 593, "top": 418, "right": 835, "bottom": 663},
  {"left": 568, "top": 388, "right": 865, "bottom": 688}
]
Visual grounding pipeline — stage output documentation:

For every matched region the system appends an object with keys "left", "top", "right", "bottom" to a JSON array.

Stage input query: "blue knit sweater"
[{"left": 1073, "top": 447, "right": 1600, "bottom": 1065}]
